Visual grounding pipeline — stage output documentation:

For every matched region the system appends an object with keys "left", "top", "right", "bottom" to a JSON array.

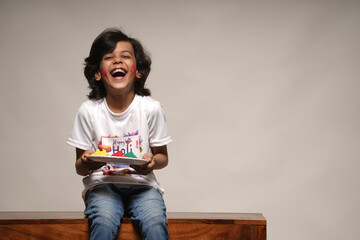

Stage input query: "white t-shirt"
[{"left": 67, "top": 95, "right": 172, "bottom": 199}]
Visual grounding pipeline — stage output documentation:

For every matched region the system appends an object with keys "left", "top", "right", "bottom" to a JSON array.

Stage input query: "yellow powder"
[{"left": 91, "top": 149, "right": 109, "bottom": 156}]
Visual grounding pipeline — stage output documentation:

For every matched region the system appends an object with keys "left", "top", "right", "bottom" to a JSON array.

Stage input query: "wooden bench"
[{"left": 0, "top": 211, "right": 266, "bottom": 239}]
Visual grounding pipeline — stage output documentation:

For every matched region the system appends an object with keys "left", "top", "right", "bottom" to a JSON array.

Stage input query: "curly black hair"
[{"left": 84, "top": 28, "right": 151, "bottom": 100}]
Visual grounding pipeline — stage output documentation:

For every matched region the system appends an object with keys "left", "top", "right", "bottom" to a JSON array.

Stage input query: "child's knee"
[
  {"left": 89, "top": 222, "right": 119, "bottom": 240},
  {"left": 85, "top": 198, "right": 123, "bottom": 235},
  {"left": 140, "top": 209, "right": 168, "bottom": 233},
  {"left": 141, "top": 215, "right": 169, "bottom": 240},
  {"left": 87, "top": 207, "right": 122, "bottom": 239}
]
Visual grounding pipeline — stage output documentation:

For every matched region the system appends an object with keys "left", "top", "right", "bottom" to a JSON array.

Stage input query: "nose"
[{"left": 113, "top": 55, "right": 122, "bottom": 64}]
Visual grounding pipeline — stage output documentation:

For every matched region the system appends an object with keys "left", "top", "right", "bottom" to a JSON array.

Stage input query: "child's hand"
[
  {"left": 131, "top": 152, "right": 155, "bottom": 175},
  {"left": 77, "top": 149, "right": 105, "bottom": 175},
  {"left": 81, "top": 149, "right": 106, "bottom": 170}
]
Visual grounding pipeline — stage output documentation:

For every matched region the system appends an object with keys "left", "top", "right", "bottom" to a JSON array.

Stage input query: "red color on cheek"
[
  {"left": 101, "top": 68, "right": 107, "bottom": 77},
  {"left": 130, "top": 64, "right": 136, "bottom": 77}
]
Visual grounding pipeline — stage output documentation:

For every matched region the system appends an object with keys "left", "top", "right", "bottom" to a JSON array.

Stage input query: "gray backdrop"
[{"left": 1, "top": 0, "right": 359, "bottom": 239}]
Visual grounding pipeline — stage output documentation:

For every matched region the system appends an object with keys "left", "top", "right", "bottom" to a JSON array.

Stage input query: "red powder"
[
  {"left": 101, "top": 68, "right": 107, "bottom": 77},
  {"left": 111, "top": 151, "right": 125, "bottom": 157},
  {"left": 130, "top": 64, "right": 136, "bottom": 77}
]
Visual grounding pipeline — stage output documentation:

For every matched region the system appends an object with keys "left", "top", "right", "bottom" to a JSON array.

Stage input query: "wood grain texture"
[
  {"left": 0, "top": 212, "right": 266, "bottom": 240},
  {"left": 0, "top": 223, "right": 89, "bottom": 240},
  {"left": 251, "top": 225, "right": 267, "bottom": 240}
]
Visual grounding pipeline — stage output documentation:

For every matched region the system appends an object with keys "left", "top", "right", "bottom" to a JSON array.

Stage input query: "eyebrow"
[
  {"left": 120, "top": 50, "right": 134, "bottom": 55},
  {"left": 104, "top": 50, "right": 134, "bottom": 56}
]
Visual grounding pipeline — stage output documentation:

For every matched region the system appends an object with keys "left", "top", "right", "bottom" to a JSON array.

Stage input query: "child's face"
[{"left": 95, "top": 41, "right": 140, "bottom": 95}]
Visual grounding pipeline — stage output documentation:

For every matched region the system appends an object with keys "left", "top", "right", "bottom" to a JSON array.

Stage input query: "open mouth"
[{"left": 111, "top": 68, "right": 127, "bottom": 78}]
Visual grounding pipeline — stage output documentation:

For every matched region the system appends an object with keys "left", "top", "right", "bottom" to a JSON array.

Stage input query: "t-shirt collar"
[{"left": 103, "top": 94, "right": 138, "bottom": 119}]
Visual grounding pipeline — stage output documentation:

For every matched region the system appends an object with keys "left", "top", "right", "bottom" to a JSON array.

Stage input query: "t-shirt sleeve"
[
  {"left": 147, "top": 101, "right": 172, "bottom": 147},
  {"left": 66, "top": 103, "right": 94, "bottom": 150}
]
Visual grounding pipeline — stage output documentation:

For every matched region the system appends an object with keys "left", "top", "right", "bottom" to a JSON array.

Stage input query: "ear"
[
  {"left": 135, "top": 70, "right": 142, "bottom": 79},
  {"left": 95, "top": 71, "right": 101, "bottom": 81}
]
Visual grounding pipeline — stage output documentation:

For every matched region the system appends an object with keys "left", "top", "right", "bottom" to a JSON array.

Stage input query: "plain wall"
[{"left": 0, "top": 0, "right": 359, "bottom": 239}]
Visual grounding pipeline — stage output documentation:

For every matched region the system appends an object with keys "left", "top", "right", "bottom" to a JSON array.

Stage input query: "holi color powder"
[
  {"left": 111, "top": 151, "right": 125, "bottom": 157},
  {"left": 125, "top": 152, "right": 137, "bottom": 158},
  {"left": 92, "top": 149, "right": 109, "bottom": 156},
  {"left": 101, "top": 68, "right": 107, "bottom": 77},
  {"left": 130, "top": 64, "right": 136, "bottom": 77}
]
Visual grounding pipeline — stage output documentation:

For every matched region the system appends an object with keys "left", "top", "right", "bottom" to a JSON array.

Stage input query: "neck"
[{"left": 105, "top": 91, "right": 135, "bottom": 113}]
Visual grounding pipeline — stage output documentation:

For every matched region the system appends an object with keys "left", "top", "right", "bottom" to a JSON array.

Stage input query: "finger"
[
  {"left": 130, "top": 164, "right": 141, "bottom": 168},
  {"left": 81, "top": 155, "right": 88, "bottom": 164},
  {"left": 148, "top": 160, "right": 155, "bottom": 168},
  {"left": 142, "top": 153, "right": 153, "bottom": 161},
  {"left": 130, "top": 165, "right": 142, "bottom": 173}
]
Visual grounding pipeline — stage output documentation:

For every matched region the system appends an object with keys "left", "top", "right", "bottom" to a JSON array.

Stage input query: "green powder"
[{"left": 125, "top": 152, "right": 137, "bottom": 158}]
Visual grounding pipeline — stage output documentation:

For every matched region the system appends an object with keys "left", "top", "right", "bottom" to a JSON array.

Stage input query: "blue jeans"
[{"left": 84, "top": 184, "right": 168, "bottom": 240}]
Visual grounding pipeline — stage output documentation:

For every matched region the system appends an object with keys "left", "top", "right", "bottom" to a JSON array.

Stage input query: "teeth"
[
  {"left": 112, "top": 68, "right": 126, "bottom": 74},
  {"left": 110, "top": 68, "right": 127, "bottom": 78}
]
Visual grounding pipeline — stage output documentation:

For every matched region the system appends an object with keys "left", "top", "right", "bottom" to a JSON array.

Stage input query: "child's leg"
[
  {"left": 127, "top": 186, "right": 168, "bottom": 240},
  {"left": 84, "top": 184, "right": 125, "bottom": 240}
]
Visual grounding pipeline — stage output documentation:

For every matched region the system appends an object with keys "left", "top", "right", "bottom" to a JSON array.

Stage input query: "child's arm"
[
  {"left": 131, "top": 145, "right": 169, "bottom": 175},
  {"left": 75, "top": 148, "right": 105, "bottom": 176}
]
